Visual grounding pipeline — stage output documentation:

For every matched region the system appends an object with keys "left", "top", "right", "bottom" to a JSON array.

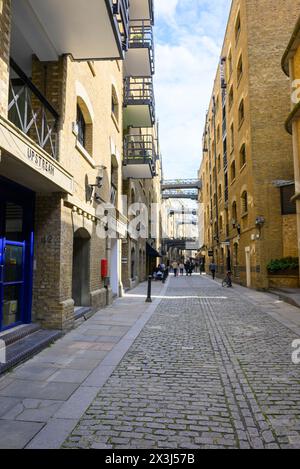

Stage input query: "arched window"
[
  {"left": 237, "top": 55, "right": 243, "bottom": 83},
  {"left": 230, "top": 123, "right": 234, "bottom": 150},
  {"left": 219, "top": 215, "right": 223, "bottom": 232},
  {"left": 218, "top": 184, "right": 222, "bottom": 200},
  {"left": 111, "top": 86, "right": 119, "bottom": 123},
  {"left": 217, "top": 124, "right": 220, "bottom": 142},
  {"left": 238, "top": 99, "right": 245, "bottom": 127},
  {"left": 76, "top": 97, "right": 93, "bottom": 155},
  {"left": 228, "top": 85, "right": 234, "bottom": 109},
  {"left": 228, "top": 49, "right": 233, "bottom": 78},
  {"left": 235, "top": 11, "right": 241, "bottom": 42},
  {"left": 232, "top": 201, "right": 237, "bottom": 223},
  {"left": 240, "top": 143, "right": 246, "bottom": 168},
  {"left": 77, "top": 105, "right": 86, "bottom": 148},
  {"left": 234, "top": 243, "right": 239, "bottom": 266},
  {"left": 131, "top": 248, "right": 136, "bottom": 280},
  {"left": 241, "top": 191, "right": 248, "bottom": 214},
  {"left": 231, "top": 161, "right": 236, "bottom": 182}
]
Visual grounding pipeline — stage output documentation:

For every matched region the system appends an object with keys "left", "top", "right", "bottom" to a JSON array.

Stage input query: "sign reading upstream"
[{"left": 27, "top": 148, "right": 55, "bottom": 176}]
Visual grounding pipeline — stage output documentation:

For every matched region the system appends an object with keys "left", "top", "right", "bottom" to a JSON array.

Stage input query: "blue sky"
[{"left": 154, "top": 0, "right": 231, "bottom": 180}]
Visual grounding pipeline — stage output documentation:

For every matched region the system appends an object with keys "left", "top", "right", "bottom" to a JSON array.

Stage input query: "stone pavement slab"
[
  {"left": 0, "top": 420, "right": 44, "bottom": 449},
  {"left": 1, "top": 399, "right": 63, "bottom": 422},
  {"left": 0, "top": 279, "right": 166, "bottom": 449}
]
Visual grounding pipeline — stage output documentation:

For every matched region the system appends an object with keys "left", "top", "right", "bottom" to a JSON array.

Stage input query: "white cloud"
[
  {"left": 154, "top": 0, "right": 231, "bottom": 180},
  {"left": 155, "top": 0, "right": 179, "bottom": 22}
]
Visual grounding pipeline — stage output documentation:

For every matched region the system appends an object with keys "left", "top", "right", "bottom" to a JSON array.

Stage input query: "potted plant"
[{"left": 267, "top": 257, "right": 299, "bottom": 288}]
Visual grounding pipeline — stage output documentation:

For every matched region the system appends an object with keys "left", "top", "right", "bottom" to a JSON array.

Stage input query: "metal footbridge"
[
  {"left": 161, "top": 179, "right": 202, "bottom": 200},
  {"left": 162, "top": 238, "right": 199, "bottom": 250}
]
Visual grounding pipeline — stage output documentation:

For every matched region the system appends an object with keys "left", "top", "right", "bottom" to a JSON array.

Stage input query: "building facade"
[
  {"left": 282, "top": 14, "right": 300, "bottom": 286},
  {"left": 0, "top": 0, "right": 160, "bottom": 334},
  {"left": 199, "top": 0, "right": 300, "bottom": 290},
  {"left": 121, "top": 2, "right": 162, "bottom": 288}
]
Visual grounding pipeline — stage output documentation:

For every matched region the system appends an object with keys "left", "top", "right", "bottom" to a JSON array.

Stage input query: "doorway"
[
  {"left": 72, "top": 228, "right": 91, "bottom": 307},
  {"left": 110, "top": 239, "right": 119, "bottom": 297},
  {"left": 0, "top": 178, "right": 34, "bottom": 331}
]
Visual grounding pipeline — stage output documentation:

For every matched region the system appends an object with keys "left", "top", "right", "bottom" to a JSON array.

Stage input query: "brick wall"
[
  {"left": 200, "top": 0, "right": 300, "bottom": 289},
  {"left": 0, "top": 0, "right": 11, "bottom": 117}
]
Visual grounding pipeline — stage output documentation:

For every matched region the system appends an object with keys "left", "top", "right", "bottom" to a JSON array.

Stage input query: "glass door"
[{"left": 0, "top": 239, "right": 26, "bottom": 330}]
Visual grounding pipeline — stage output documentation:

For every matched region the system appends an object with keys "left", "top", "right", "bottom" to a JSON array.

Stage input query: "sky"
[{"left": 154, "top": 0, "right": 231, "bottom": 180}]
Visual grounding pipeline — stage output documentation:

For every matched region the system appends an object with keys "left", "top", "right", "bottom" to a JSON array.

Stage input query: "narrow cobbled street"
[{"left": 62, "top": 275, "right": 300, "bottom": 450}]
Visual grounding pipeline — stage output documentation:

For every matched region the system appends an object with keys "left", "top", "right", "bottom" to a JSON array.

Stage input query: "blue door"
[
  {"left": 0, "top": 178, "right": 34, "bottom": 332},
  {"left": 0, "top": 239, "right": 26, "bottom": 330}
]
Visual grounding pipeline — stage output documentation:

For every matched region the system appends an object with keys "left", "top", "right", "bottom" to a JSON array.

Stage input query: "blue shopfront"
[{"left": 0, "top": 177, "right": 35, "bottom": 332}]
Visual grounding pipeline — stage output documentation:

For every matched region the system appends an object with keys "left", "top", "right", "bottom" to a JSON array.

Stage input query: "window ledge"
[
  {"left": 292, "top": 192, "right": 300, "bottom": 202},
  {"left": 237, "top": 73, "right": 243, "bottom": 88},
  {"left": 235, "top": 30, "right": 241, "bottom": 46},
  {"left": 75, "top": 141, "right": 96, "bottom": 168},
  {"left": 238, "top": 118, "right": 245, "bottom": 130},
  {"left": 111, "top": 112, "right": 120, "bottom": 133},
  {"left": 240, "top": 163, "right": 247, "bottom": 173},
  {"left": 241, "top": 211, "right": 248, "bottom": 219}
]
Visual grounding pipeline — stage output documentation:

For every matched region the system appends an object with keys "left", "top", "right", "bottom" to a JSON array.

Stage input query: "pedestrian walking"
[
  {"left": 209, "top": 261, "right": 217, "bottom": 280},
  {"left": 179, "top": 262, "right": 185, "bottom": 276},
  {"left": 172, "top": 261, "right": 179, "bottom": 277}
]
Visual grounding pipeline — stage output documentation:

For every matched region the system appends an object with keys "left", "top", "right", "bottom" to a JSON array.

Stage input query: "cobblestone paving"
[{"left": 63, "top": 276, "right": 300, "bottom": 449}]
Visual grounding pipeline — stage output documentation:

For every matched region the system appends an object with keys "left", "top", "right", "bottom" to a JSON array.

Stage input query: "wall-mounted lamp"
[
  {"left": 256, "top": 216, "right": 265, "bottom": 227},
  {"left": 87, "top": 166, "right": 107, "bottom": 203},
  {"left": 89, "top": 165, "right": 106, "bottom": 191}
]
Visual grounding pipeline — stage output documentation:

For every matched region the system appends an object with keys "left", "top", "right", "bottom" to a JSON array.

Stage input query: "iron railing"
[
  {"left": 129, "top": 20, "right": 155, "bottom": 74},
  {"left": 8, "top": 59, "right": 59, "bottom": 160},
  {"left": 223, "top": 151, "right": 228, "bottom": 171},
  {"left": 225, "top": 186, "right": 229, "bottom": 202},
  {"left": 124, "top": 134, "right": 156, "bottom": 168},
  {"left": 162, "top": 179, "right": 202, "bottom": 190},
  {"left": 124, "top": 76, "right": 155, "bottom": 123},
  {"left": 111, "top": 0, "right": 130, "bottom": 53},
  {"left": 124, "top": 76, "right": 155, "bottom": 103}
]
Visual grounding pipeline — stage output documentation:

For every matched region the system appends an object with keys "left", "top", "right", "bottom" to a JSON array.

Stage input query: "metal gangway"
[
  {"left": 161, "top": 179, "right": 202, "bottom": 201},
  {"left": 162, "top": 189, "right": 199, "bottom": 200},
  {"left": 161, "top": 179, "right": 202, "bottom": 191}
]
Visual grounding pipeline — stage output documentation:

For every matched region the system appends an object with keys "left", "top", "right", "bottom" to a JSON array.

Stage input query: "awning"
[{"left": 146, "top": 242, "right": 161, "bottom": 258}]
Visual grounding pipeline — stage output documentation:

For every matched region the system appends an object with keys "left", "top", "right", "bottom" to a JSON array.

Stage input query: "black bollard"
[{"left": 146, "top": 275, "right": 152, "bottom": 303}]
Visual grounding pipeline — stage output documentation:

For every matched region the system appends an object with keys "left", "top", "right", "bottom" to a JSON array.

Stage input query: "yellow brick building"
[
  {"left": 199, "top": 0, "right": 300, "bottom": 290},
  {"left": 0, "top": 0, "right": 160, "bottom": 333},
  {"left": 282, "top": 15, "right": 300, "bottom": 286}
]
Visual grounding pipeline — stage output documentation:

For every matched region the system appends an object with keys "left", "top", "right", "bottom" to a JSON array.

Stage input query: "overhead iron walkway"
[{"left": 161, "top": 179, "right": 202, "bottom": 200}]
